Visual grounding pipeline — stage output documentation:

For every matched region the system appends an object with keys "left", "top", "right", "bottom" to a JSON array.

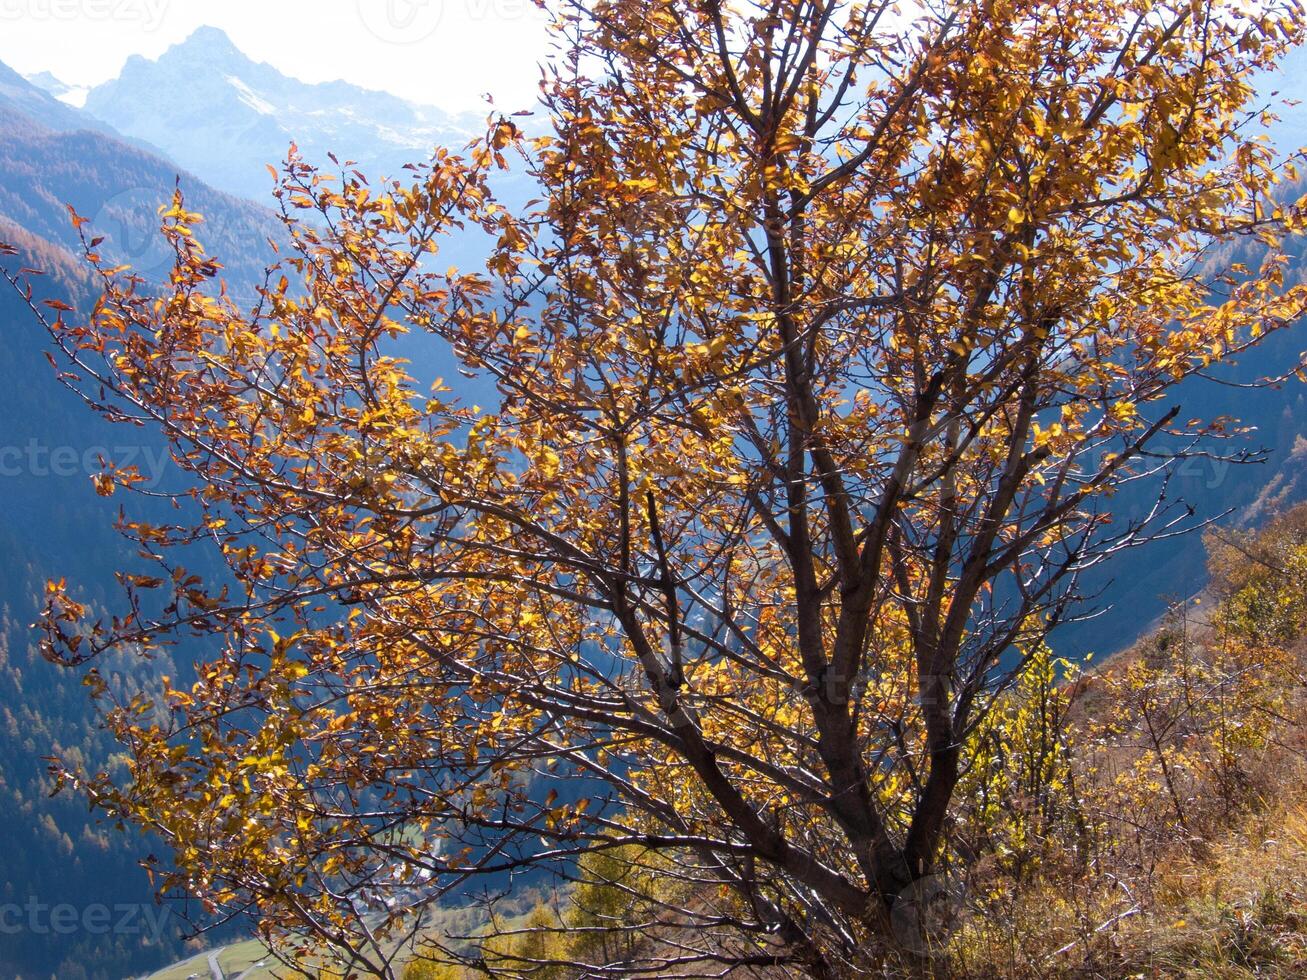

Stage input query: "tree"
[{"left": 10, "top": 0, "right": 1307, "bottom": 975}]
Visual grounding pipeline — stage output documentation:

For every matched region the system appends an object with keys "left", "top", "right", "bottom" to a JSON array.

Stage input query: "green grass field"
[
  {"left": 142, "top": 885, "right": 550, "bottom": 979},
  {"left": 144, "top": 937, "right": 277, "bottom": 980}
]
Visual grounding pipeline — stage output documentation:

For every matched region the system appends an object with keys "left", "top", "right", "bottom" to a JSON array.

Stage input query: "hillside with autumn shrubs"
[{"left": 391, "top": 505, "right": 1307, "bottom": 980}]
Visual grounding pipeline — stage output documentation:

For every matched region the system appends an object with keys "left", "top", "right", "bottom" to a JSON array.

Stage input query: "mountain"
[
  {"left": 83, "top": 26, "right": 487, "bottom": 203},
  {"left": 1056, "top": 331, "right": 1307, "bottom": 659},
  {"left": 0, "top": 237, "right": 195, "bottom": 980},
  {"left": 0, "top": 114, "right": 278, "bottom": 290},
  {"left": 1027, "top": 45, "right": 1307, "bottom": 655},
  {"left": 0, "top": 59, "right": 122, "bottom": 140},
  {"left": 1053, "top": 179, "right": 1307, "bottom": 658},
  {"left": 23, "top": 69, "right": 89, "bottom": 108}
]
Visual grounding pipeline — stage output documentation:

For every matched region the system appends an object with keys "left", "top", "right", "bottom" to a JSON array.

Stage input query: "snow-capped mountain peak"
[{"left": 80, "top": 25, "right": 486, "bottom": 202}]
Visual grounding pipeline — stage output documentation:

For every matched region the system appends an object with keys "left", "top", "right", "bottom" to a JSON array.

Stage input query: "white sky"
[{"left": 0, "top": 0, "right": 553, "bottom": 113}]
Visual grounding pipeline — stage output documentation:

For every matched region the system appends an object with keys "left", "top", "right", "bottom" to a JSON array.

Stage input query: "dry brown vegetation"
[{"left": 943, "top": 507, "right": 1307, "bottom": 979}]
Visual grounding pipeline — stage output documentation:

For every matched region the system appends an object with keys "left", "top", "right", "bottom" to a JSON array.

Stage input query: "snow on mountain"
[
  {"left": 82, "top": 26, "right": 490, "bottom": 203},
  {"left": 22, "top": 70, "right": 89, "bottom": 107},
  {"left": 0, "top": 60, "right": 116, "bottom": 137}
]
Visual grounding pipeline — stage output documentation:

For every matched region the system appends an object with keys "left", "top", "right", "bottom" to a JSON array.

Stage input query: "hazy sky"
[{"left": 0, "top": 0, "right": 553, "bottom": 112}]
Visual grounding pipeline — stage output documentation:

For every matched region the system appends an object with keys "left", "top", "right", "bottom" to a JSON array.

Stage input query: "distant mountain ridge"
[
  {"left": 0, "top": 59, "right": 120, "bottom": 140},
  {"left": 82, "top": 26, "right": 488, "bottom": 203},
  {"left": 23, "top": 69, "right": 89, "bottom": 107}
]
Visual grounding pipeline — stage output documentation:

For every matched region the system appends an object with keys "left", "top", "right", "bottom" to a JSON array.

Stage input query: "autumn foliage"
[{"left": 10, "top": 0, "right": 1307, "bottom": 975}]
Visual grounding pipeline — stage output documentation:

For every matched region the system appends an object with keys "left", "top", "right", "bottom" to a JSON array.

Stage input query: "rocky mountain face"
[{"left": 82, "top": 26, "right": 486, "bottom": 203}]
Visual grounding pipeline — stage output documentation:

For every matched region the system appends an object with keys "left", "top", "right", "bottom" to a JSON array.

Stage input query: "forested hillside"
[
  {"left": 0, "top": 246, "right": 191, "bottom": 977},
  {"left": 1058, "top": 221, "right": 1307, "bottom": 656},
  {"left": 0, "top": 70, "right": 279, "bottom": 976}
]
